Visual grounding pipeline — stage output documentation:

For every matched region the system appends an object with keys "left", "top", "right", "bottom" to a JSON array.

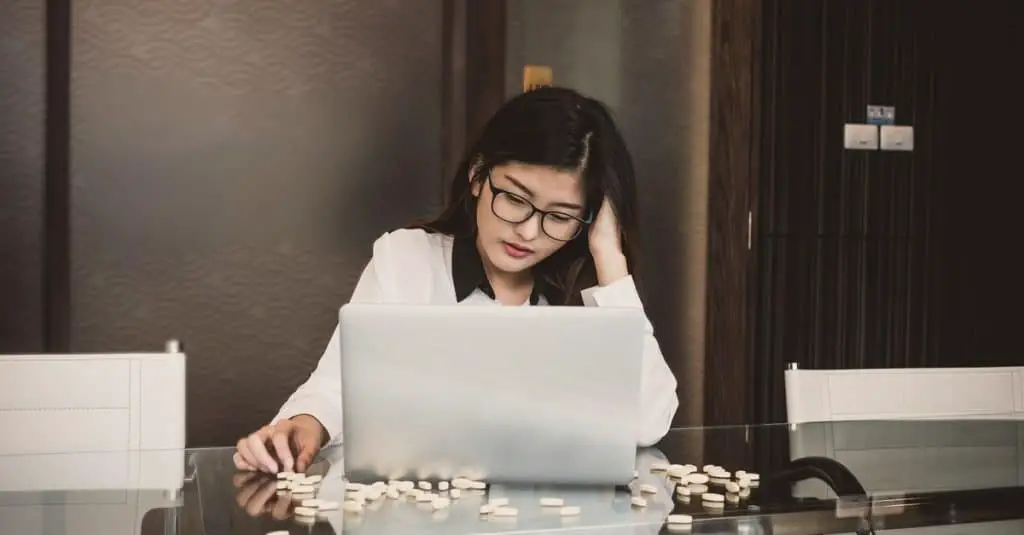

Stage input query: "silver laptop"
[{"left": 338, "top": 303, "right": 646, "bottom": 486}]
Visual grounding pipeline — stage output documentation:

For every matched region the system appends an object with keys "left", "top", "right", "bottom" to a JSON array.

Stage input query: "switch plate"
[
  {"left": 844, "top": 124, "right": 878, "bottom": 150},
  {"left": 523, "top": 65, "right": 553, "bottom": 92},
  {"left": 880, "top": 125, "right": 914, "bottom": 151}
]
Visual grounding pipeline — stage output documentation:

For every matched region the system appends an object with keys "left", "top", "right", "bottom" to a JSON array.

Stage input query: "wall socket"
[{"left": 523, "top": 65, "right": 553, "bottom": 92}]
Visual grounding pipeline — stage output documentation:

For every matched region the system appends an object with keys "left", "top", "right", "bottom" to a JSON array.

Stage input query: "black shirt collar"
[{"left": 452, "top": 234, "right": 545, "bottom": 305}]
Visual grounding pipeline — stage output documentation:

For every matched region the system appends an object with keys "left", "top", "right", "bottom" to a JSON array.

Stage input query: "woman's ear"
[{"left": 469, "top": 160, "right": 484, "bottom": 197}]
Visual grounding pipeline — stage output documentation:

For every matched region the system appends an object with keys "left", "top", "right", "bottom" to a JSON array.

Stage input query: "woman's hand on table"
[{"left": 233, "top": 414, "right": 325, "bottom": 473}]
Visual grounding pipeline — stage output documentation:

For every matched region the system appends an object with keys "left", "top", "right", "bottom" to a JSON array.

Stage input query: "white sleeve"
[
  {"left": 270, "top": 255, "right": 385, "bottom": 446},
  {"left": 581, "top": 275, "right": 679, "bottom": 447}
]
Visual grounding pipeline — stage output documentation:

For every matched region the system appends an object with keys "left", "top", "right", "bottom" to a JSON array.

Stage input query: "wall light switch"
[
  {"left": 844, "top": 124, "right": 878, "bottom": 150},
  {"left": 880, "top": 125, "right": 914, "bottom": 151}
]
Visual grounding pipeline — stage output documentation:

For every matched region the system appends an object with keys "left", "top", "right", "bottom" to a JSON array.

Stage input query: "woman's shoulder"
[{"left": 369, "top": 227, "right": 451, "bottom": 264}]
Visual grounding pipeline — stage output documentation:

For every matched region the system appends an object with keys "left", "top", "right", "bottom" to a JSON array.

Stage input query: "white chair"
[
  {"left": 0, "top": 340, "right": 187, "bottom": 535},
  {"left": 784, "top": 363, "right": 1024, "bottom": 534}
]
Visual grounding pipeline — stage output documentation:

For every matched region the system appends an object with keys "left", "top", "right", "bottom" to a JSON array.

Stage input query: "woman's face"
[{"left": 471, "top": 162, "right": 587, "bottom": 276}]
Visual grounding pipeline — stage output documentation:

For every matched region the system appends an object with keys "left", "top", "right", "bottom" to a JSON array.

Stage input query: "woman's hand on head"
[
  {"left": 589, "top": 197, "right": 629, "bottom": 285},
  {"left": 233, "top": 414, "right": 325, "bottom": 474}
]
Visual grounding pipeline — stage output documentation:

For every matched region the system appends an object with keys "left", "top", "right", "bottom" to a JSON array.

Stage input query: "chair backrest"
[
  {"left": 0, "top": 340, "right": 186, "bottom": 455},
  {"left": 784, "top": 364, "right": 1024, "bottom": 423}
]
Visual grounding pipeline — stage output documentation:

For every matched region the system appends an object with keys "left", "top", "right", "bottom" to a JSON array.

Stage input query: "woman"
[{"left": 234, "top": 87, "right": 679, "bottom": 474}]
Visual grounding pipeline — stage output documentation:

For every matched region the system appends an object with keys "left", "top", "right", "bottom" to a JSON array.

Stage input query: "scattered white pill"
[
  {"left": 704, "top": 501, "right": 725, "bottom": 509},
  {"left": 630, "top": 496, "right": 648, "bottom": 508},
  {"left": 488, "top": 498, "right": 509, "bottom": 507},
  {"left": 701, "top": 492, "right": 725, "bottom": 503},
  {"left": 479, "top": 504, "right": 495, "bottom": 515},
  {"left": 294, "top": 506, "right": 317, "bottom": 516},
  {"left": 438, "top": 481, "right": 450, "bottom": 491},
  {"left": 346, "top": 482, "right": 365, "bottom": 491},
  {"left": 639, "top": 483, "right": 658, "bottom": 494},
  {"left": 687, "top": 473, "right": 710, "bottom": 484},
  {"left": 293, "top": 484, "right": 316, "bottom": 494},
  {"left": 667, "top": 514, "right": 694, "bottom": 524},
  {"left": 710, "top": 470, "right": 731, "bottom": 479},
  {"left": 418, "top": 481, "right": 432, "bottom": 491},
  {"left": 735, "top": 470, "right": 747, "bottom": 478},
  {"left": 702, "top": 464, "right": 717, "bottom": 473},
  {"left": 416, "top": 492, "right": 434, "bottom": 503},
  {"left": 366, "top": 487, "right": 385, "bottom": 501},
  {"left": 342, "top": 500, "right": 364, "bottom": 513},
  {"left": 386, "top": 487, "right": 400, "bottom": 499},
  {"left": 650, "top": 462, "right": 670, "bottom": 472},
  {"left": 396, "top": 481, "right": 415, "bottom": 492},
  {"left": 276, "top": 480, "right": 290, "bottom": 490},
  {"left": 559, "top": 506, "right": 581, "bottom": 516},
  {"left": 469, "top": 480, "right": 487, "bottom": 490},
  {"left": 739, "top": 488, "right": 751, "bottom": 498},
  {"left": 449, "top": 488, "right": 461, "bottom": 499},
  {"left": 676, "top": 486, "right": 691, "bottom": 496},
  {"left": 725, "top": 481, "right": 741, "bottom": 493},
  {"left": 688, "top": 484, "right": 709, "bottom": 494},
  {"left": 300, "top": 499, "right": 324, "bottom": 507},
  {"left": 291, "top": 493, "right": 315, "bottom": 502},
  {"left": 668, "top": 465, "right": 695, "bottom": 478},
  {"left": 432, "top": 497, "right": 451, "bottom": 510},
  {"left": 540, "top": 497, "right": 564, "bottom": 507},
  {"left": 267, "top": 531, "right": 290, "bottom": 535},
  {"left": 452, "top": 478, "right": 473, "bottom": 489},
  {"left": 277, "top": 471, "right": 295, "bottom": 480},
  {"left": 738, "top": 478, "right": 751, "bottom": 489},
  {"left": 726, "top": 493, "right": 740, "bottom": 503},
  {"left": 294, "top": 516, "right": 316, "bottom": 525},
  {"left": 493, "top": 507, "right": 518, "bottom": 517},
  {"left": 746, "top": 473, "right": 760, "bottom": 481}
]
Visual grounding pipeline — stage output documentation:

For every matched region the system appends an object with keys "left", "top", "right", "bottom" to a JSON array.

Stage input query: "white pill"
[
  {"left": 639, "top": 483, "right": 658, "bottom": 494},
  {"left": 725, "top": 481, "right": 741, "bottom": 493},
  {"left": 291, "top": 493, "right": 315, "bottom": 501},
  {"left": 739, "top": 488, "right": 751, "bottom": 498},
  {"left": 737, "top": 478, "right": 751, "bottom": 488},
  {"left": 469, "top": 480, "right": 487, "bottom": 490},
  {"left": 650, "top": 462, "right": 670, "bottom": 472},
  {"left": 418, "top": 481, "right": 432, "bottom": 490},
  {"left": 432, "top": 497, "right": 451, "bottom": 510},
  {"left": 702, "top": 464, "right": 717, "bottom": 473},
  {"left": 365, "top": 487, "right": 385, "bottom": 500},
  {"left": 488, "top": 497, "right": 509, "bottom": 507},
  {"left": 342, "top": 500, "right": 364, "bottom": 513},
  {"left": 687, "top": 473, "right": 710, "bottom": 484},
  {"left": 386, "top": 487, "right": 400, "bottom": 499},
  {"left": 267, "top": 531, "right": 290, "bottom": 535},
  {"left": 701, "top": 492, "right": 725, "bottom": 502},
  {"left": 452, "top": 478, "right": 473, "bottom": 489},
  {"left": 667, "top": 514, "right": 694, "bottom": 524},
  {"left": 300, "top": 499, "right": 323, "bottom": 507},
  {"left": 396, "top": 481, "right": 415, "bottom": 492},
  {"left": 540, "top": 497, "right": 564, "bottom": 507},
  {"left": 726, "top": 493, "right": 740, "bottom": 503},
  {"left": 316, "top": 500, "right": 340, "bottom": 511},
  {"left": 449, "top": 488, "right": 461, "bottom": 499},
  {"left": 346, "top": 482, "right": 365, "bottom": 491},
  {"left": 704, "top": 500, "right": 725, "bottom": 508},
  {"left": 416, "top": 492, "right": 434, "bottom": 502},
  {"left": 559, "top": 506, "right": 581, "bottom": 516},
  {"left": 746, "top": 472, "right": 760, "bottom": 481},
  {"left": 277, "top": 471, "right": 295, "bottom": 480},
  {"left": 479, "top": 504, "right": 495, "bottom": 515},
  {"left": 493, "top": 507, "right": 518, "bottom": 517},
  {"left": 688, "top": 484, "right": 709, "bottom": 494},
  {"left": 735, "top": 470, "right": 747, "bottom": 478},
  {"left": 302, "top": 475, "right": 323, "bottom": 484},
  {"left": 676, "top": 485, "right": 691, "bottom": 496},
  {"left": 276, "top": 480, "right": 290, "bottom": 490},
  {"left": 438, "top": 481, "right": 450, "bottom": 491},
  {"left": 630, "top": 496, "right": 648, "bottom": 508},
  {"left": 668, "top": 465, "right": 694, "bottom": 478},
  {"left": 710, "top": 470, "right": 731, "bottom": 479},
  {"left": 293, "top": 506, "right": 317, "bottom": 516}
]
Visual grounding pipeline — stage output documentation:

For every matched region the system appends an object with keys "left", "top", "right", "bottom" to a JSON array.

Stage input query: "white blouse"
[{"left": 272, "top": 228, "right": 679, "bottom": 446}]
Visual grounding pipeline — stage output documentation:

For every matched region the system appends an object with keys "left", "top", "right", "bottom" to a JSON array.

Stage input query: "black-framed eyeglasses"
[{"left": 486, "top": 174, "right": 592, "bottom": 242}]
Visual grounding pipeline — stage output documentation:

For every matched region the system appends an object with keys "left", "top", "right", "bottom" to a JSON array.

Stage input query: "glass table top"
[{"left": 2, "top": 420, "right": 1024, "bottom": 534}]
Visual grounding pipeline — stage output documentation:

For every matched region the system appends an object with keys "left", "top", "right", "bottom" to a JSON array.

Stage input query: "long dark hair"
[{"left": 414, "top": 86, "right": 642, "bottom": 306}]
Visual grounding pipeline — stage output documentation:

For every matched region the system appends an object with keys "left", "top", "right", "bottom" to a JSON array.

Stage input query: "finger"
[
  {"left": 233, "top": 452, "right": 258, "bottom": 472},
  {"left": 236, "top": 438, "right": 266, "bottom": 474},
  {"left": 270, "top": 430, "right": 295, "bottom": 473},
  {"left": 270, "top": 493, "right": 292, "bottom": 520},
  {"left": 232, "top": 471, "right": 262, "bottom": 488},
  {"left": 235, "top": 476, "right": 265, "bottom": 508},
  {"left": 244, "top": 478, "right": 278, "bottom": 517},
  {"left": 246, "top": 429, "right": 279, "bottom": 473},
  {"left": 294, "top": 434, "right": 318, "bottom": 473}
]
